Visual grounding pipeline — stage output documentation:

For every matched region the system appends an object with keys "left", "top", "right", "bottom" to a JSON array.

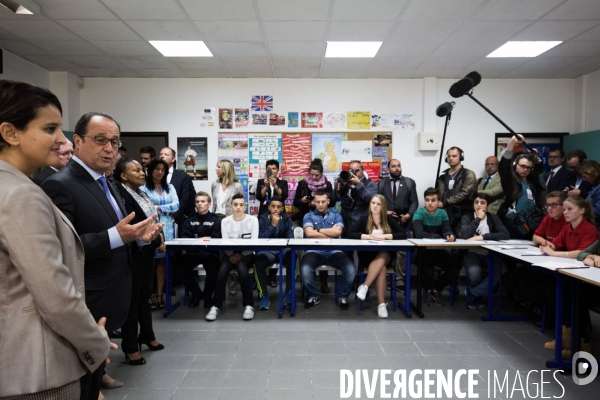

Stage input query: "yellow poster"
[{"left": 347, "top": 111, "right": 371, "bottom": 130}]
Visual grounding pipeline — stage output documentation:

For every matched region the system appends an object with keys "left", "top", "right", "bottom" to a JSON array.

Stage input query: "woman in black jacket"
[
  {"left": 349, "top": 194, "right": 407, "bottom": 318},
  {"left": 461, "top": 193, "right": 510, "bottom": 309}
]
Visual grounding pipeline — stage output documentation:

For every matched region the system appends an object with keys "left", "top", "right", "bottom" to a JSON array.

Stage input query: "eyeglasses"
[
  {"left": 517, "top": 164, "right": 532, "bottom": 171},
  {"left": 545, "top": 203, "right": 563, "bottom": 209},
  {"left": 59, "top": 151, "right": 74, "bottom": 157},
  {"left": 80, "top": 135, "right": 122, "bottom": 148},
  {"left": 484, "top": 163, "right": 498, "bottom": 166}
]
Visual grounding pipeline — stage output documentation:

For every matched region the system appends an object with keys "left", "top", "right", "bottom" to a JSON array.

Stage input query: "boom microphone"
[
  {"left": 436, "top": 101, "right": 455, "bottom": 117},
  {"left": 449, "top": 71, "right": 482, "bottom": 98}
]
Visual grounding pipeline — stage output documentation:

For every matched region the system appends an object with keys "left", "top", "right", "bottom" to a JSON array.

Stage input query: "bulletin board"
[{"left": 494, "top": 132, "right": 568, "bottom": 175}]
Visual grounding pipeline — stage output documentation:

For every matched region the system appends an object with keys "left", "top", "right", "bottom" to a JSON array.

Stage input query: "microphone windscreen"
[
  {"left": 294, "top": 227, "right": 304, "bottom": 239},
  {"left": 449, "top": 77, "right": 474, "bottom": 98},
  {"left": 436, "top": 102, "right": 453, "bottom": 117},
  {"left": 466, "top": 71, "right": 481, "bottom": 87}
]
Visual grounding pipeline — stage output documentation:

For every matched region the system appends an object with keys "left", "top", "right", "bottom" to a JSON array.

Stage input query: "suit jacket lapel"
[{"left": 69, "top": 162, "right": 120, "bottom": 225}]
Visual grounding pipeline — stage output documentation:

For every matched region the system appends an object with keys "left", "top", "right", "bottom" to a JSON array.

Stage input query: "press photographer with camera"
[{"left": 332, "top": 160, "right": 377, "bottom": 236}]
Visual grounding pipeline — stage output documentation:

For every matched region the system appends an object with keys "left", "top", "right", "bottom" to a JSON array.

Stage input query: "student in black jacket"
[{"left": 178, "top": 192, "right": 222, "bottom": 308}]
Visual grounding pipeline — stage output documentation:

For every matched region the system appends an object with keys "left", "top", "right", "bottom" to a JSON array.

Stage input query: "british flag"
[{"left": 251, "top": 95, "right": 273, "bottom": 111}]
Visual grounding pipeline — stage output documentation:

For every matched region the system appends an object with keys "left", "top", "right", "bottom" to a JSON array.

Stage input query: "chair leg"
[
  {"left": 183, "top": 288, "right": 188, "bottom": 306},
  {"left": 391, "top": 271, "right": 397, "bottom": 312},
  {"left": 359, "top": 271, "right": 365, "bottom": 311}
]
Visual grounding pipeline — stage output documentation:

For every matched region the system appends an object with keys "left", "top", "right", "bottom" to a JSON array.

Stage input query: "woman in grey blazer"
[
  {"left": 211, "top": 159, "right": 244, "bottom": 217},
  {"left": 0, "top": 81, "right": 111, "bottom": 399}
]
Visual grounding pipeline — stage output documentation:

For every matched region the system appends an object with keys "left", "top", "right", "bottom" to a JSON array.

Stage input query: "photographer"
[
  {"left": 332, "top": 160, "right": 377, "bottom": 236},
  {"left": 256, "top": 159, "right": 288, "bottom": 216}
]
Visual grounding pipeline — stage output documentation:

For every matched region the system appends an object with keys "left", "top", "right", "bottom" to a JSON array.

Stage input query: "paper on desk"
[
  {"left": 521, "top": 251, "right": 541, "bottom": 255},
  {"left": 423, "top": 238, "right": 446, "bottom": 241},
  {"left": 267, "top": 239, "right": 287, "bottom": 244},
  {"left": 532, "top": 261, "right": 585, "bottom": 270}
]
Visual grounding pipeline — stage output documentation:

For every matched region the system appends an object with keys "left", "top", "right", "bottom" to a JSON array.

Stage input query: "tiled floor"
[{"left": 103, "top": 284, "right": 600, "bottom": 400}]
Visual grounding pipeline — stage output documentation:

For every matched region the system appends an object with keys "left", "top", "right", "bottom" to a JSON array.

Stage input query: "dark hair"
[
  {"left": 231, "top": 193, "right": 245, "bottom": 203},
  {"left": 424, "top": 187, "right": 439, "bottom": 199},
  {"left": 195, "top": 191, "right": 211, "bottom": 203},
  {"left": 548, "top": 148, "right": 564, "bottom": 158},
  {"left": 0, "top": 80, "right": 62, "bottom": 150},
  {"left": 114, "top": 157, "right": 138, "bottom": 183},
  {"left": 314, "top": 189, "right": 329, "bottom": 198},
  {"left": 309, "top": 158, "right": 323, "bottom": 174},
  {"left": 474, "top": 192, "right": 490, "bottom": 203},
  {"left": 74, "top": 112, "right": 120, "bottom": 140},
  {"left": 140, "top": 146, "right": 156, "bottom": 158},
  {"left": 579, "top": 160, "right": 600, "bottom": 185},
  {"left": 266, "top": 159, "right": 279, "bottom": 169},
  {"left": 269, "top": 195, "right": 284, "bottom": 204},
  {"left": 145, "top": 158, "right": 169, "bottom": 192},
  {"left": 546, "top": 190, "right": 568, "bottom": 203},
  {"left": 567, "top": 149, "right": 587, "bottom": 163},
  {"left": 119, "top": 146, "right": 127, "bottom": 152}
]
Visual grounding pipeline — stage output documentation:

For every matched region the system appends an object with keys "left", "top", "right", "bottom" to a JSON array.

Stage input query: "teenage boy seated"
[
  {"left": 412, "top": 187, "right": 461, "bottom": 306},
  {"left": 206, "top": 194, "right": 259, "bottom": 321},
  {"left": 255, "top": 195, "right": 294, "bottom": 310},
  {"left": 461, "top": 193, "right": 510, "bottom": 309},
  {"left": 300, "top": 189, "right": 356, "bottom": 310},
  {"left": 178, "top": 192, "right": 222, "bottom": 308},
  {"left": 533, "top": 191, "right": 568, "bottom": 244}
]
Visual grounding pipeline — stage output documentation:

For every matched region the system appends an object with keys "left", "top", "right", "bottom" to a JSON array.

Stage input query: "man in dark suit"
[
  {"left": 255, "top": 159, "right": 288, "bottom": 216},
  {"left": 32, "top": 139, "right": 73, "bottom": 184},
  {"left": 546, "top": 147, "right": 575, "bottom": 193},
  {"left": 159, "top": 146, "right": 196, "bottom": 229},
  {"left": 41, "top": 112, "right": 161, "bottom": 400},
  {"left": 566, "top": 149, "right": 593, "bottom": 198},
  {"left": 377, "top": 158, "right": 418, "bottom": 230}
]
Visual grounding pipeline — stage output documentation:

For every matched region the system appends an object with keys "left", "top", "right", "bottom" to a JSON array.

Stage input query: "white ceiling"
[{"left": 1, "top": 0, "right": 599, "bottom": 79}]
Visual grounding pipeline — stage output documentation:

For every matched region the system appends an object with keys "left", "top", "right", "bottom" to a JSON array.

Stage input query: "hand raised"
[{"left": 116, "top": 212, "right": 155, "bottom": 243}]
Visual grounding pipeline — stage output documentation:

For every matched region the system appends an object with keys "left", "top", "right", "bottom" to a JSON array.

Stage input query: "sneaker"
[
  {"left": 283, "top": 292, "right": 292, "bottom": 307},
  {"left": 474, "top": 296, "right": 485, "bottom": 309},
  {"left": 338, "top": 298, "right": 349, "bottom": 310},
  {"left": 356, "top": 284, "right": 368, "bottom": 301},
  {"left": 243, "top": 305, "right": 254, "bottom": 320},
  {"left": 396, "top": 284, "right": 406, "bottom": 293},
  {"left": 467, "top": 294, "right": 478, "bottom": 310},
  {"left": 377, "top": 303, "right": 388, "bottom": 319},
  {"left": 258, "top": 296, "right": 270, "bottom": 310},
  {"left": 205, "top": 306, "right": 219, "bottom": 321},
  {"left": 423, "top": 289, "right": 431, "bottom": 306},
  {"left": 430, "top": 290, "right": 445, "bottom": 306},
  {"left": 305, "top": 297, "right": 320, "bottom": 309}
]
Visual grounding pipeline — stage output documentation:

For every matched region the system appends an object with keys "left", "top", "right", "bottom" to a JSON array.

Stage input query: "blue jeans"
[
  {"left": 300, "top": 251, "right": 356, "bottom": 300},
  {"left": 463, "top": 252, "right": 504, "bottom": 298}
]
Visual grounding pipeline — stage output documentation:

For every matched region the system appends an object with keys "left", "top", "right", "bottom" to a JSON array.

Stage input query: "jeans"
[
  {"left": 254, "top": 248, "right": 292, "bottom": 298},
  {"left": 300, "top": 251, "right": 355, "bottom": 300},
  {"left": 463, "top": 252, "right": 504, "bottom": 298},
  {"left": 419, "top": 249, "right": 461, "bottom": 292},
  {"left": 177, "top": 251, "right": 220, "bottom": 304},
  {"left": 214, "top": 255, "right": 255, "bottom": 308}
]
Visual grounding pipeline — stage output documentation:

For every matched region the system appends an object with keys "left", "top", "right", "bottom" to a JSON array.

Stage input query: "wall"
[
  {"left": 0, "top": 48, "right": 49, "bottom": 88},
  {"left": 81, "top": 77, "right": 576, "bottom": 206},
  {"left": 584, "top": 68, "right": 600, "bottom": 132}
]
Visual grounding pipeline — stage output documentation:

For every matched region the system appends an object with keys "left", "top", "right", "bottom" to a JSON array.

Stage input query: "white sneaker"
[
  {"left": 205, "top": 306, "right": 219, "bottom": 321},
  {"left": 243, "top": 305, "right": 254, "bottom": 320},
  {"left": 356, "top": 284, "right": 368, "bottom": 301},
  {"left": 377, "top": 303, "right": 388, "bottom": 319}
]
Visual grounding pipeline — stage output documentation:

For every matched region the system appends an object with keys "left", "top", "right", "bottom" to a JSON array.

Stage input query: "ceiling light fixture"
[
  {"left": 325, "top": 41, "right": 383, "bottom": 58},
  {"left": 149, "top": 41, "right": 213, "bottom": 57},
  {"left": 487, "top": 41, "right": 562, "bottom": 58},
  {"left": 0, "top": 0, "right": 40, "bottom": 14}
]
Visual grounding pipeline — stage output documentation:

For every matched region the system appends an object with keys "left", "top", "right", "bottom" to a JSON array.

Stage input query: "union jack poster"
[{"left": 251, "top": 95, "right": 273, "bottom": 111}]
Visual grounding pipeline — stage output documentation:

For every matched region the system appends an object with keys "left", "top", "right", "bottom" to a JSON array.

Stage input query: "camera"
[
  {"left": 305, "top": 195, "right": 314, "bottom": 200},
  {"left": 339, "top": 170, "right": 355, "bottom": 182}
]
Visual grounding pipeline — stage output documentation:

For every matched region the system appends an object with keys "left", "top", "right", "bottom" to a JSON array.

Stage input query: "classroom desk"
[
  {"left": 164, "top": 238, "right": 288, "bottom": 318},
  {"left": 287, "top": 239, "right": 414, "bottom": 318},
  {"left": 483, "top": 245, "right": 585, "bottom": 368}
]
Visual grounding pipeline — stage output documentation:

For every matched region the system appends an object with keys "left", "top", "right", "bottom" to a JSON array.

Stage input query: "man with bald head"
[
  {"left": 32, "top": 139, "right": 73, "bottom": 184},
  {"left": 476, "top": 156, "right": 505, "bottom": 214},
  {"left": 377, "top": 158, "right": 418, "bottom": 230}
]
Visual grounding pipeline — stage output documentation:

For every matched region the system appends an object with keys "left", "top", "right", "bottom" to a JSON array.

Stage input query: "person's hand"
[
  {"left": 97, "top": 317, "right": 118, "bottom": 365},
  {"left": 387, "top": 210, "right": 397, "bottom": 218},
  {"left": 475, "top": 209, "right": 486, "bottom": 220},
  {"left": 140, "top": 215, "right": 163, "bottom": 243},
  {"left": 567, "top": 186, "right": 581, "bottom": 196},
  {"left": 400, "top": 214, "right": 411, "bottom": 223},
  {"left": 229, "top": 253, "right": 242, "bottom": 264},
  {"left": 446, "top": 234, "right": 455, "bottom": 242},
  {"left": 437, "top": 201, "right": 444, "bottom": 208},
  {"left": 468, "top": 235, "right": 484, "bottom": 241},
  {"left": 271, "top": 213, "right": 280, "bottom": 227},
  {"left": 268, "top": 176, "right": 277, "bottom": 187},
  {"left": 349, "top": 175, "right": 360, "bottom": 186},
  {"left": 117, "top": 213, "right": 156, "bottom": 243},
  {"left": 540, "top": 245, "right": 555, "bottom": 256},
  {"left": 301, "top": 196, "right": 311, "bottom": 204},
  {"left": 370, "top": 234, "right": 386, "bottom": 241}
]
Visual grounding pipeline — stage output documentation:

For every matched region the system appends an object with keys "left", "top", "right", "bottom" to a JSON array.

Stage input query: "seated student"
[
  {"left": 461, "top": 193, "right": 510, "bottom": 309},
  {"left": 300, "top": 189, "right": 356, "bottom": 310},
  {"left": 532, "top": 191, "right": 568, "bottom": 245},
  {"left": 206, "top": 194, "right": 259, "bottom": 321},
  {"left": 177, "top": 192, "right": 222, "bottom": 308},
  {"left": 412, "top": 187, "right": 461, "bottom": 306},
  {"left": 255, "top": 195, "right": 294, "bottom": 310},
  {"left": 350, "top": 194, "right": 407, "bottom": 318},
  {"left": 573, "top": 241, "right": 600, "bottom": 357}
]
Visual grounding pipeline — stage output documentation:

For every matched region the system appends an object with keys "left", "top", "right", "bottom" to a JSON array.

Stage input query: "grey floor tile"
[
  {"left": 273, "top": 341, "right": 310, "bottom": 355},
  {"left": 223, "top": 369, "right": 270, "bottom": 388},
  {"left": 273, "top": 331, "right": 310, "bottom": 341},
  {"left": 346, "top": 342, "right": 385, "bottom": 356},
  {"left": 380, "top": 342, "right": 421, "bottom": 356},
  {"left": 451, "top": 342, "right": 495, "bottom": 356},
  {"left": 171, "top": 388, "right": 221, "bottom": 399},
  {"left": 341, "top": 330, "right": 379, "bottom": 342},
  {"left": 219, "top": 388, "right": 267, "bottom": 400},
  {"left": 310, "top": 341, "right": 348, "bottom": 355},
  {"left": 241, "top": 330, "right": 278, "bottom": 342},
  {"left": 196, "top": 341, "right": 239, "bottom": 355},
  {"left": 207, "top": 330, "right": 244, "bottom": 341},
  {"left": 266, "top": 388, "right": 306, "bottom": 400},
  {"left": 179, "top": 370, "right": 228, "bottom": 388},
  {"left": 268, "top": 370, "right": 312, "bottom": 388},
  {"left": 169, "top": 330, "right": 210, "bottom": 342},
  {"left": 416, "top": 342, "right": 460, "bottom": 356},
  {"left": 272, "top": 355, "right": 311, "bottom": 370},
  {"left": 231, "top": 354, "right": 272, "bottom": 370},
  {"left": 190, "top": 354, "right": 234, "bottom": 370},
  {"left": 144, "top": 354, "right": 195, "bottom": 371},
  {"left": 374, "top": 331, "right": 412, "bottom": 342},
  {"left": 312, "top": 370, "right": 341, "bottom": 389},
  {"left": 408, "top": 331, "right": 448, "bottom": 343},
  {"left": 311, "top": 355, "right": 351, "bottom": 371},
  {"left": 236, "top": 341, "right": 274, "bottom": 355},
  {"left": 312, "top": 388, "right": 342, "bottom": 400},
  {"left": 120, "top": 388, "right": 174, "bottom": 400}
]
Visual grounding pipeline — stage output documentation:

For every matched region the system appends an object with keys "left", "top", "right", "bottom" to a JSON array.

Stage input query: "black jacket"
[
  {"left": 460, "top": 212, "right": 510, "bottom": 241},
  {"left": 347, "top": 214, "right": 407, "bottom": 240},
  {"left": 499, "top": 151, "right": 547, "bottom": 212},
  {"left": 258, "top": 212, "right": 294, "bottom": 239},
  {"left": 181, "top": 212, "right": 222, "bottom": 239},
  {"left": 292, "top": 179, "right": 333, "bottom": 221},
  {"left": 255, "top": 178, "right": 289, "bottom": 216}
]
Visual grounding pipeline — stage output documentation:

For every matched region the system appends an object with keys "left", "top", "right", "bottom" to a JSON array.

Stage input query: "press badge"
[
  {"left": 526, "top": 189, "right": 533, "bottom": 200},
  {"left": 448, "top": 179, "right": 455, "bottom": 190}
]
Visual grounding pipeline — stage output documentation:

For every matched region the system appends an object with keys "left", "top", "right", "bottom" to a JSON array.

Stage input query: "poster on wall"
[
  {"left": 324, "top": 112, "right": 346, "bottom": 129},
  {"left": 340, "top": 140, "right": 372, "bottom": 162},
  {"left": 176, "top": 137, "right": 208, "bottom": 180},
  {"left": 288, "top": 112, "right": 299, "bottom": 128},
  {"left": 219, "top": 108, "right": 233, "bottom": 129},
  {"left": 312, "top": 133, "right": 342, "bottom": 173},
  {"left": 248, "top": 133, "right": 282, "bottom": 178},
  {"left": 282, "top": 133, "right": 311, "bottom": 176},
  {"left": 374, "top": 133, "right": 391, "bottom": 147},
  {"left": 218, "top": 133, "right": 249, "bottom": 175},
  {"left": 235, "top": 108, "right": 249, "bottom": 127},
  {"left": 301, "top": 112, "right": 323, "bottom": 128},
  {"left": 201, "top": 108, "right": 215, "bottom": 128},
  {"left": 371, "top": 113, "right": 393, "bottom": 129},
  {"left": 347, "top": 111, "right": 370, "bottom": 130},
  {"left": 252, "top": 113, "right": 268, "bottom": 125},
  {"left": 342, "top": 161, "right": 381, "bottom": 184},
  {"left": 269, "top": 113, "right": 285, "bottom": 125},
  {"left": 282, "top": 175, "right": 303, "bottom": 216},
  {"left": 394, "top": 114, "right": 415, "bottom": 130}
]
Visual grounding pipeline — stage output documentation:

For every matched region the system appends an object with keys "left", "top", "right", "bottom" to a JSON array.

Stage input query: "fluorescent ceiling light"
[
  {"left": 325, "top": 41, "right": 382, "bottom": 58},
  {"left": 149, "top": 41, "right": 213, "bottom": 57},
  {"left": 0, "top": 0, "right": 40, "bottom": 14},
  {"left": 487, "top": 41, "right": 562, "bottom": 58}
]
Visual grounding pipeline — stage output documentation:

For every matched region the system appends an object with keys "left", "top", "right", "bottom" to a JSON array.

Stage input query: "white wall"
[
  {"left": 81, "top": 77, "right": 576, "bottom": 205},
  {"left": 0, "top": 48, "right": 49, "bottom": 88},
  {"left": 584, "top": 68, "right": 600, "bottom": 132}
]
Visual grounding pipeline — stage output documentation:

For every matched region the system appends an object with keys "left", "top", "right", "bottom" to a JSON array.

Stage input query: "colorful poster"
[
  {"left": 324, "top": 112, "right": 346, "bottom": 129},
  {"left": 379, "top": 158, "right": 390, "bottom": 180},
  {"left": 218, "top": 133, "right": 249, "bottom": 175},
  {"left": 288, "top": 112, "right": 299, "bottom": 128},
  {"left": 301, "top": 112, "right": 323, "bottom": 128},
  {"left": 341, "top": 161, "right": 381, "bottom": 184},
  {"left": 283, "top": 175, "right": 304, "bottom": 216},
  {"left": 394, "top": 114, "right": 415, "bottom": 130},
  {"left": 374, "top": 133, "right": 392, "bottom": 147},
  {"left": 247, "top": 177, "right": 259, "bottom": 216},
  {"left": 248, "top": 134, "right": 282, "bottom": 178},
  {"left": 201, "top": 108, "right": 215, "bottom": 128},
  {"left": 251, "top": 95, "right": 273, "bottom": 111},
  {"left": 372, "top": 146, "right": 388, "bottom": 158},
  {"left": 312, "top": 133, "right": 342, "bottom": 173},
  {"left": 282, "top": 134, "right": 311, "bottom": 176},
  {"left": 252, "top": 113, "right": 268, "bottom": 125},
  {"left": 235, "top": 108, "right": 249, "bottom": 127},
  {"left": 176, "top": 137, "right": 208, "bottom": 181},
  {"left": 269, "top": 113, "right": 285, "bottom": 125},
  {"left": 219, "top": 108, "right": 233, "bottom": 129},
  {"left": 340, "top": 140, "right": 373, "bottom": 162},
  {"left": 347, "top": 111, "right": 370, "bottom": 130},
  {"left": 371, "top": 113, "right": 393, "bottom": 129}
]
